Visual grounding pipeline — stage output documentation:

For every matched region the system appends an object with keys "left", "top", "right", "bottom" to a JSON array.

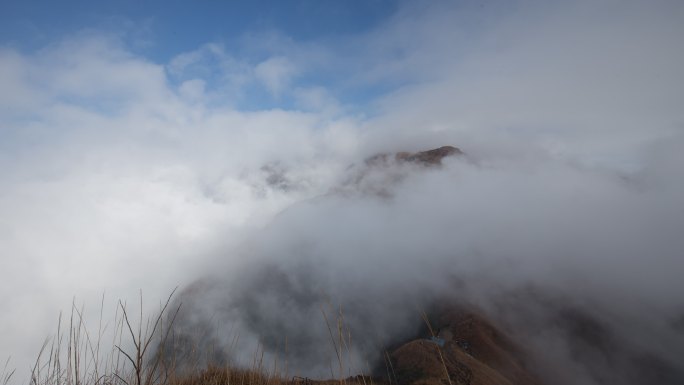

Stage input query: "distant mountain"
[{"left": 163, "top": 146, "right": 684, "bottom": 385}]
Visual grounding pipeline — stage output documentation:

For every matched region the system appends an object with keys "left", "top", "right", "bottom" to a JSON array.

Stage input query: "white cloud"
[
  {"left": 178, "top": 79, "right": 206, "bottom": 102},
  {"left": 0, "top": 36, "right": 359, "bottom": 375},
  {"left": 362, "top": 0, "right": 684, "bottom": 167},
  {"left": 254, "top": 56, "right": 297, "bottom": 97},
  {"left": 1, "top": 1, "right": 683, "bottom": 383},
  {"left": 0, "top": 50, "right": 41, "bottom": 112},
  {"left": 292, "top": 86, "right": 342, "bottom": 115}
]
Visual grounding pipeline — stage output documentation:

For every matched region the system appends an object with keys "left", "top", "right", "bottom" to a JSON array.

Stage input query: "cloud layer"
[{"left": 1, "top": 1, "right": 683, "bottom": 383}]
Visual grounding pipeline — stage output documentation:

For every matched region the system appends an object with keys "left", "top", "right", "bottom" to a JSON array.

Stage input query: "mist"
[
  {"left": 1, "top": 1, "right": 683, "bottom": 384},
  {"left": 168, "top": 139, "right": 684, "bottom": 383}
]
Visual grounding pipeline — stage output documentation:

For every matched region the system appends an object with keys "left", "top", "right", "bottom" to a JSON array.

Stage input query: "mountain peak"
[{"left": 365, "top": 145, "right": 463, "bottom": 167}]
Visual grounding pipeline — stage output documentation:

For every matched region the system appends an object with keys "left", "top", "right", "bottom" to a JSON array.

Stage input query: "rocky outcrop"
[
  {"left": 339, "top": 145, "right": 463, "bottom": 197},
  {"left": 365, "top": 146, "right": 463, "bottom": 167}
]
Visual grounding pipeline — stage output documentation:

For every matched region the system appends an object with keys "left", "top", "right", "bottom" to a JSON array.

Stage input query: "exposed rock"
[
  {"left": 338, "top": 145, "right": 463, "bottom": 197},
  {"left": 366, "top": 146, "right": 463, "bottom": 168},
  {"left": 396, "top": 146, "right": 463, "bottom": 166}
]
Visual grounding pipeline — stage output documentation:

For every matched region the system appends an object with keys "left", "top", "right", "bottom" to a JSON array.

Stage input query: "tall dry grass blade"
[
  {"left": 383, "top": 351, "right": 397, "bottom": 385},
  {"left": 2, "top": 357, "right": 15, "bottom": 385},
  {"left": 319, "top": 305, "right": 342, "bottom": 380},
  {"left": 30, "top": 338, "right": 50, "bottom": 385},
  {"left": 420, "top": 312, "right": 451, "bottom": 385}
]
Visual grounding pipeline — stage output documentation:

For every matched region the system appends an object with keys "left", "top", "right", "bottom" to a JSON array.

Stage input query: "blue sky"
[
  {"left": 1, "top": 0, "right": 408, "bottom": 110},
  {"left": 1, "top": 0, "right": 398, "bottom": 58},
  {"left": 0, "top": 0, "right": 513, "bottom": 111}
]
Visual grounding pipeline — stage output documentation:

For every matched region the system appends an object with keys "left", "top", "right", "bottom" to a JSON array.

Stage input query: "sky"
[
  {"left": 1, "top": 1, "right": 684, "bottom": 384},
  {"left": 1, "top": 0, "right": 407, "bottom": 110},
  {"left": 1, "top": 1, "right": 397, "bottom": 54}
]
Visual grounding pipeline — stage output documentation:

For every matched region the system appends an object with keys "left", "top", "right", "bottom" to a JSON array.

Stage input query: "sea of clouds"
[{"left": 1, "top": 1, "right": 683, "bottom": 384}]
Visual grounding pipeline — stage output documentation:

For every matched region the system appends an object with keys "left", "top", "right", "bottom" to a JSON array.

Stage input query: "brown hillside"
[{"left": 389, "top": 311, "right": 543, "bottom": 385}]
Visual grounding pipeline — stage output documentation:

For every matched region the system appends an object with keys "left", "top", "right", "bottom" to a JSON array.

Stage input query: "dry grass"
[
  {"left": 169, "top": 365, "right": 278, "bottom": 385},
  {"left": 319, "top": 302, "right": 378, "bottom": 385},
  {"left": 2, "top": 358, "right": 16, "bottom": 385},
  {"left": 18, "top": 290, "right": 294, "bottom": 385},
  {"left": 26, "top": 290, "right": 186, "bottom": 385},
  {"left": 14, "top": 293, "right": 392, "bottom": 385},
  {"left": 420, "top": 312, "right": 451, "bottom": 385}
]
